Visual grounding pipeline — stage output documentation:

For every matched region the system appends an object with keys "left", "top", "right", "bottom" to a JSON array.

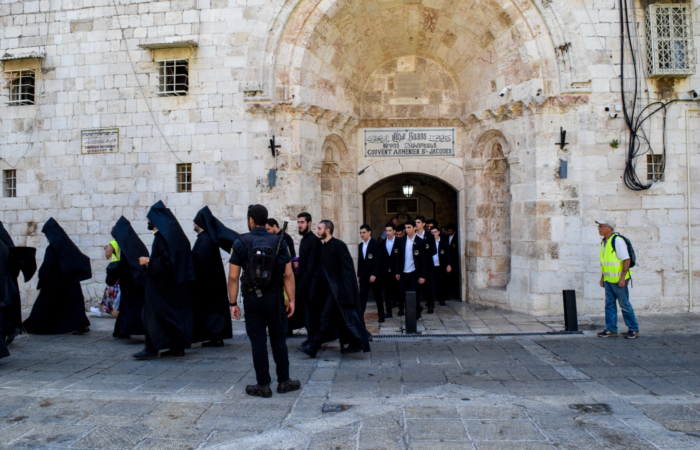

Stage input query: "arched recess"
[{"left": 320, "top": 134, "right": 357, "bottom": 242}]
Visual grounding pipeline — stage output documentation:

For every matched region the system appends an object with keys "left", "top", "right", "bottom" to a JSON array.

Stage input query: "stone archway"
[{"left": 320, "top": 134, "right": 357, "bottom": 242}]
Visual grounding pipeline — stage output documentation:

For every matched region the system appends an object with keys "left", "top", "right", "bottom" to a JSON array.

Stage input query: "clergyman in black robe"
[
  {"left": 0, "top": 239, "right": 18, "bottom": 359},
  {"left": 23, "top": 218, "right": 92, "bottom": 335},
  {"left": 109, "top": 216, "right": 149, "bottom": 338},
  {"left": 133, "top": 201, "right": 195, "bottom": 360},
  {"left": 0, "top": 221, "right": 36, "bottom": 346},
  {"left": 298, "top": 220, "right": 370, "bottom": 357},
  {"left": 294, "top": 213, "right": 322, "bottom": 341},
  {"left": 191, "top": 206, "right": 240, "bottom": 347}
]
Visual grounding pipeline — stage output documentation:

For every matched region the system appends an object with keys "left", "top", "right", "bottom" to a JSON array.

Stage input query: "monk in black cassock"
[
  {"left": 23, "top": 218, "right": 92, "bottom": 335},
  {"left": 0, "top": 221, "right": 36, "bottom": 346},
  {"left": 294, "top": 212, "right": 323, "bottom": 344},
  {"left": 0, "top": 239, "right": 17, "bottom": 359},
  {"left": 108, "top": 216, "right": 149, "bottom": 338},
  {"left": 191, "top": 206, "right": 240, "bottom": 347},
  {"left": 298, "top": 220, "right": 370, "bottom": 357},
  {"left": 133, "top": 201, "right": 195, "bottom": 360}
]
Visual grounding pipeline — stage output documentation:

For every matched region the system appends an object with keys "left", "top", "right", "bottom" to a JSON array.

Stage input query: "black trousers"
[
  {"left": 308, "top": 294, "right": 353, "bottom": 350},
  {"left": 399, "top": 271, "right": 421, "bottom": 314},
  {"left": 423, "top": 265, "right": 436, "bottom": 308},
  {"left": 383, "top": 271, "right": 399, "bottom": 311},
  {"left": 435, "top": 266, "right": 449, "bottom": 302},
  {"left": 243, "top": 293, "right": 290, "bottom": 387},
  {"left": 359, "top": 274, "right": 385, "bottom": 317}
]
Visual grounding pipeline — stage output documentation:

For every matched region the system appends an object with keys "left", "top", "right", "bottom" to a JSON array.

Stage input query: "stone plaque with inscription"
[
  {"left": 364, "top": 128, "right": 455, "bottom": 158},
  {"left": 81, "top": 129, "right": 119, "bottom": 154}
]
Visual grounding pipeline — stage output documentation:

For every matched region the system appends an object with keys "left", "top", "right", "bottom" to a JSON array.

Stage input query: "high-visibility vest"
[{"left": 600, "top": 237, "right": 631, "bottom": 283}]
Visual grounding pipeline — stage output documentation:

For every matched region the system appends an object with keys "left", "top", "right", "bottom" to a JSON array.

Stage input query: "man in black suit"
[
  {"left": 445, "top": 223, "right": 459, "bottom": 299},
  {"left": 415, "top": 216, "right": 437, "bottom": 313},
  {"left": 430, "top": 227, "right": 452, "bottom": 306},
  {"left": 394, "top": 220, "right": 426, "bottom": 319},
  {"left": 381, "top": 223, "right": 399, "bottom": 317},
  {"left": 357, "top": 224, "right": 385, "bottom": 322}
]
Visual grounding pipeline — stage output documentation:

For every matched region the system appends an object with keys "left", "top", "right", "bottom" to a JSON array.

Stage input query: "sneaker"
[
  {"left": 624, "top": 331, "right": 639, "bottom": 339},
  {"left": 277, "top": 379, "right": 301, "bottom": 394},
  {"left": 597, "top": 330, "right": 618, "bottom": 338},
  {"left": 246, "top": 384, "right": 273, "bottom": 398},
  {"left": 89, "top": 307, "right": 103, "bottom": 317}
]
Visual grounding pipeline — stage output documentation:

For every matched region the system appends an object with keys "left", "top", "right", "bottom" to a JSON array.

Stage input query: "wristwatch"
[{"left": 229, "top": 302, "right": 238, "bottom": 307}]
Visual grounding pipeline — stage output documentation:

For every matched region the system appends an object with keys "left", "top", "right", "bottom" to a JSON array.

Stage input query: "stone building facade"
[{"left": 0, "top": 0, "right": 698, "bottom": 315}]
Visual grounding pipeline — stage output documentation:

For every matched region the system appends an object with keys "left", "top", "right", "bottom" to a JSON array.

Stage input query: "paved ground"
[{"left": 1, "top": 305, "right": 700, "bottom": 449}]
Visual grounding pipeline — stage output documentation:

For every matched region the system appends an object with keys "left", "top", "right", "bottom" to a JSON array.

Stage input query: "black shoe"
[
  {"left": 277, "top": 379, "right": 301, "bottom": 394},
  {"left": 391, "top": 302, "right": 398, "bottom": 308},
  {"left": 378, "top": 316, "right": 385, "bottom": 323},
  {"left": 4, "top": 328, "right": 21, "bottom": 345},
  {"left": 114, "top": 334, "right": 131, "bottom": 339},
  {"left": 428, "top": 306, "right": 434, "bottom": 314},
  {"left": 342, "top": 346, "right": 362, "bottom": 354},
  {"left": 624, "top": 331, "right": 639, "bottom": 339},
  {"left": 161, "top": 348, "right": 185, "bottom": 357},
  {"left": 246, "top": 384, "right": 273, "bottom": 398},
  {"left": 298, "top": 344, "right": 317, "bottom": 358},
  {"left": 398, "top": 309, "right": 405, "bottom": 317},
  {"left": 383, "top": 313, "right": 393, "bottom": 319},
  {"left": 597, "top": 330, "right": 618, "bottom": 338},
  {"left": 439, "top": 301, "right": 446, "bottom": 306},
  {"left": 301, "top": 339, "right": 310, "bottom": 346},
  {"left": 202, "top": 340, "right": 224, "bottom": 348},
  {"left": 133, "top": 349, "right": 159, "bottom": 360}
]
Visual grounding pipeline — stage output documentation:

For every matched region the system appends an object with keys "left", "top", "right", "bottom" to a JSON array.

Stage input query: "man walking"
[
  {"left": 229, "top": 205, "right": 300, "bottom": 397},
  {"left": 414, "top": 216, "right": 436, "bottom": 313},
  {"left": 266, "top": 218, "right": 296, "bottom": 258},
  {"left": 296, "top": 212, "right": 322, "bottom": 343},
  {"left": 357, "top": 224, "right": 385, "bottom": 321},
  {"left": 430, "top": 227, "right": 452, "bottom": 306},
  {"left": 394, "top": 220, "right": 426, "bottom": 318},
  {"left": 596, "top": 219, "right": 639, "bottom": 339},
  {"left": 381, "top": 223, "right": 399, "bottom": 316},
  {"left": 445, "top": 223, "right": 459, "bottom": 298}
]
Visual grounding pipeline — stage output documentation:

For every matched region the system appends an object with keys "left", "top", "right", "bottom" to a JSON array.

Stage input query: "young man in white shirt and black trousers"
[
  {"left": 414, "top": 216, "right": 437, "bottom": 313},
  {"left": 394, "top": 220, "right": 427, "bottom": 319},
  {"left": 357, "top": 224, "right": 385, "bottom": 322},
  {"left": 431, "top": 227, "right": 452, "bottom": 306},
  {"left": 381, "top": 223, "right": 399, "bottom": 318}
]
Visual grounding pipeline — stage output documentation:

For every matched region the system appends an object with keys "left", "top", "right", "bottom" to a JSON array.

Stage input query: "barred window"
[
  {"left": 647, "top": 154, "right": 664, "bottom": 182},
  {"left": 176, "top": 163, "right": 192, "bottom": 192},
  {"left": 4, "top": 70, "right": 35, "bottom": 105},
  {"left": 4, "top": 170, "right": 16, "bottom": 198},
  {"left": 157, "top": 60, "right": 189, "bottom": 96},
  {"left": 645, "top": 4, "right": 695, "bottom": 78}
]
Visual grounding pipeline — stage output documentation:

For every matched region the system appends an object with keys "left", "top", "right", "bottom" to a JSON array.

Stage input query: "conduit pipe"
[{"left": 686, "top": 109, "right": 698, "bottom": 313}]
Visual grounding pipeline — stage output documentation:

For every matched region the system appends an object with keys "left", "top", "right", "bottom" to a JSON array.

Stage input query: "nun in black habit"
[
  {"left": 191, "top": 206, "right": 239, "bottom": 347},
  {"left": 108, "top": 216, "right": 149, "bottom": 338},
  {"left": 23, "top": 218, "right": 92, "bottom": 335},
  {"left": 0, "top": 222, "right": 36, "bottom": 345},
  {"left": 298, "top": 221, "right": 370, "bottom": 357},
  {"left": 133, "top": 201, "right": 195, "bottom": 360}
]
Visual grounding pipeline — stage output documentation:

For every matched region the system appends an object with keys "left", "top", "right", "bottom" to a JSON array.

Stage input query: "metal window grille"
[
  {"left": 4, "top": 70, "right": 36, "bottom": 105},
  {"left": 4, "top": 170, "right": 16, "bottom": 198},
  {"left": 647, "top": 154, "right": 664, "bottom": 181},
  {"left": 645, "top": 4, "right": 695, "bottom": 78},
  {"left": 176, "top": 163, "right": 192, "bottom": 192},
  {"left": 157, "top": 60, "right": 189, "bottom": 96}
]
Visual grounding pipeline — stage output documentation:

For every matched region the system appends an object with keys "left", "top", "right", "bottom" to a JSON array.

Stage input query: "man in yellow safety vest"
[{"left": 596, "top": 219, "right": 639, "bottom": 339}]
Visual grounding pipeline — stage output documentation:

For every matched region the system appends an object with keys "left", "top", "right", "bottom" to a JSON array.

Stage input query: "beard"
[
  {"left": 319, "top": 230, "right": 327, "bottom": 240},
  {"left": 147, "top": 222, "right": 155, "bottom": 231},
  {"left": 298, "top": 225, "right": 308, "bottom": 235}
]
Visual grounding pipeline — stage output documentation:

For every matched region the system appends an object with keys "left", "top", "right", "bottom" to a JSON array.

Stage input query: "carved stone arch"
[{"left": 320, "top": 134, "right": 355, "bottom": 241}]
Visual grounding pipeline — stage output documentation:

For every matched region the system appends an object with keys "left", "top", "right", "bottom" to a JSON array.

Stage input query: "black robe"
[
  {"left": 0, "top": 240, "right": 17, "bottom": 359},
  {"left": 110, "top": 217, "right": 148, "bottom": 337},
  {"left": 143, "top": 201, "right": 195, "bottom": 351},
  {"left": 0, "top": 222, "right": 36, "bottom": 343},
  {"left": 293, "top": 231, "right": 321, "bottom": 331},
  {"left": 314, "top": 237, "right": 370, "bottom": 352},
  {"left": 23, "top": 219, "right": 92, "bottom": 335},
  {"left": 190, "top": 231, "right": 232, "bottom": 343}
]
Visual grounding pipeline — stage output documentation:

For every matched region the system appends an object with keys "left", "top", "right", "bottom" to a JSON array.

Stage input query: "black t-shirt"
[{"left": 229, "top": 227, "right": 291, "bottom": 268}]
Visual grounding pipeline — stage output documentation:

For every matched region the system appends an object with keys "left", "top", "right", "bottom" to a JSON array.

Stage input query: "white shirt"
[
  {"left": 449, "top": 235, "right": 454, "bottom": 245},
  {"left": 604, "top": 236, "right": 630, "bottom": 260},
  {"left": 385, "top": 237, "right": 395, "bottom": 272},
  {"left": 404, "top": 235, "right": 416, "bottom": 273},
  {"left": 362, "top": 239, "right": 370, "bottom": 259},
  {"left": 432, "top": 238, "right": 440, "bottom": 266}
]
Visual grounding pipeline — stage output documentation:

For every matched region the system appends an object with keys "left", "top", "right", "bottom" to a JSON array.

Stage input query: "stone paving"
[{"left": 0, "top": 305, "right": 699, "bottom": 449}]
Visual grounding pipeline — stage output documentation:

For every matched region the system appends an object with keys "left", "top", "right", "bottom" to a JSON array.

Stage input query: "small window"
[
  {"left": 176, "top": 163, "right": 192, "bottom": 192},
  {"left": 157, "top": 60, "right": 189, "bottom": 96},
  {"left": 645, "top": 4, "right": 695, "bottom": 78},
  {"left": 4, "top": 70, "right": 35, "bottom": 105},
  {"left": 647, "top": 154, "right": 664, "bottom": 181},
  {"left": 4, "top": 170, "right": 16, "bottom": 198}
]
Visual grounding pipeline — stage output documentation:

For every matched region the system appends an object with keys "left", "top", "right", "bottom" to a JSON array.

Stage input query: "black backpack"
[{"left": 611, "top": 233, "right": 637, "bottom": 268}]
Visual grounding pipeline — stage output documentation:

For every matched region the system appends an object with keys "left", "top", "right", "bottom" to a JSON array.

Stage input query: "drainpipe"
[{"left": 686, "top": 109, "right": 697, "bottom": 313}]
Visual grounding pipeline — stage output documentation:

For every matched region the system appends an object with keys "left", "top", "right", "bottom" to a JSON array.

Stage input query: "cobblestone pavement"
[{"left": 1, "top": 307, "right": 699, "bottom": 449}]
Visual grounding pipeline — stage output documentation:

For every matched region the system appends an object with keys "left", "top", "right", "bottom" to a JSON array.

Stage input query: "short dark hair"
[
  {"left": 385, "top": 223, "right": 395, "bottom": 230},
  {"left": 405, "top": 219, "right": 416, "bottom": 228},
  {"left": 360, "top": 224, "right": 371, "bottom": 232},
  {"left": 297, "top": 212, "right": 312, "bottom": 223},
  {"left": 266, "top": 218, "right": 279, "bottom": 228},
  {"left": 445, "top": 223, "right": 456, "bottom": 231},
  {"left": 319, "top": 220, "right": 334, "bottom": 235},
  {"left": 248, "top": 204, "right": 268, "bottom": 227},
  {"left": 414, "top": 215, "right": 426, "bottom": 223},
  {"left": 428, "top": 219, "right": 439, "bottom": 228},
  {"left": 395, "top": 224, "right": 405, "bottom": 232}
]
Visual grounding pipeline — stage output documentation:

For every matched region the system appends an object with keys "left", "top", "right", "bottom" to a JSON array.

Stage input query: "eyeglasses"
[{"left": 597, "top": 224, "right": 609, "bottom": 228}]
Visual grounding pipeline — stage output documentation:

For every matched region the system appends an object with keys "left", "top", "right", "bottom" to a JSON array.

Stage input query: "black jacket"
[
  {"left": 433, "top": 236, "right": 452, "bottom": 269},
  {"left": 381, "top": 238, "right": 399, "bottom": 275},
  {"left": 394, "top": 235, "right": 427, "bottom": 279},
  {"left": 357, "top": 238, "right": 382, "bottom": 278},
  {"left": 417, "top": 230, "right": 437, "bottom": 257}
]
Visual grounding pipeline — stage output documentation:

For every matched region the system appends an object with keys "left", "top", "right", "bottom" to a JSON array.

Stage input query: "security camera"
[
  {"left": 608, "top": 112, "right": 618, "bottom": 118},
  {"left": 605, "top": 105, "right": 612, "bottom": 112},
  {"left": 499, "top": 86, "right": 512, "bottom": 97},
  {"left": 689, "top": 90, "right": 698, "bottom": 99}
]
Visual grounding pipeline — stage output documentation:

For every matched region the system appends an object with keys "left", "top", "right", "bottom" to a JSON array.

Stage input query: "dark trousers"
[
  {"left": 423, "top": 265, "right": 436, "bottom": 308},
  {"left": 399, "top": 271, "right": 421, "bottom": 314},
  {"left": 309, "top": 294, "right": 352, "bottom": 350},
  {"left": 359, "top": 274, "right": 385, "bottom": 317},
  {"left": 435, "top": 265, "right": 449, "bottom": 302},
  {"left": 383, "top": 271, "right": 399, "bottom": 311},
  {"left": 243, "top": 293, "right": 290, "bottom": 387}
]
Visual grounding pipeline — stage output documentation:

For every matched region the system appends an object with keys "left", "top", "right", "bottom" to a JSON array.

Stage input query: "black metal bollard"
[
  {"left": 405, "top": 291, "right": 417, "bottom": 334},
  {"left": 562, "top": 290, "right": 578, "bottom": 332}
]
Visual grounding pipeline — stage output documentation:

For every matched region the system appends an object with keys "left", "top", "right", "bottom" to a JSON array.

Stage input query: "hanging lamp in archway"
[{"left": 402, "top": 180, "right": 414, "bottom": 198}]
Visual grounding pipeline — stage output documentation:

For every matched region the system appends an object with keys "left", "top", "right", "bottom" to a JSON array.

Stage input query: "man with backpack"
[
  {"left": 228, "top": 204, "right": 301, "bottom": 397},
  {"left": 596, "top": 219, "right": 639, "bottom": 339}
]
